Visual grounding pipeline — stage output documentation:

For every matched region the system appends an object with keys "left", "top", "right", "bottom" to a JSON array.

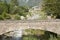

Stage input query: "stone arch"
[
  {"left": 1, "top": 28, "right": 58, "bottom": 37},
  {"left": 0, "top": 29, "right": 58, "bottom": 40},
  {"left": 0, "top": 30, "right": 23, "bottom": 40}
]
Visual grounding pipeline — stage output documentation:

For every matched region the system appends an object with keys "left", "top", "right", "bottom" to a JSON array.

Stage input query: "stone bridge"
[{"left": 0, "top": 19, "right": 60, "bottom": 35}]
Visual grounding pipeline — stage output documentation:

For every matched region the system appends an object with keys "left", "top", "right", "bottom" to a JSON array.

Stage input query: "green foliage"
[
  {"left": 0, "top": 15, "right": 4, "bottom": 20},
  {"left": 24, "top": 29, "right": 45, "bottom": 35},
  {"left": 0, "top": 0, "right": 29, "bottom": 20},
  {"left": 38, "top": 11, "right": 47, "bottom": 20},
  {"left": 57, "top": 35, "right": 60, "bottom": 40},
  {"left": 2, "top": 12, "right": 11, "bottom": 20},
  {"left": 23, "top": 29, "right": 59, "bottom": 40},
  {"left": 22, "top": 35, "right": 38, "bottom": 40},
  {"left": 9, "top": 0, "right": 19, "bottom": 14},
  {"left": 14, "top": 14, "right": 21, "bottom": 20},
  {"left": 42, "top": 0, "right": 60, "bottom": 19},
  {"left": 17, "top": 6, "right": 29, "bottom": 17},
  {"left": 0, "top": 1, "right": 8, "bottom": 14},
  {"left": 10, "top": 0, "right": 19, "bottom": 6},
  {"left": 49, "top": 34, "right": 58, "bottom": 40}
]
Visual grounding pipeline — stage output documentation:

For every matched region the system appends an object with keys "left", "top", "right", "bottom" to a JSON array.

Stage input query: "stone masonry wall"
[{"left": 0, "top": 19, "right": 60, "bottom": 35}]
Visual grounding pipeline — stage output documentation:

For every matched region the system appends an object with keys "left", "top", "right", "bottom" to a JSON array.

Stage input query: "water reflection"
[
  {"left": 0, "top": 30, "right": 58, "bottom": 40},
  {"left": 0, "top": 35, "right": 13, "bottom": 40},
  {"left": 12, "top": 30, "right": 22, "bottom": 40},
  {"left": 0, "top": 30, "right": 23, "bottom": 40}
]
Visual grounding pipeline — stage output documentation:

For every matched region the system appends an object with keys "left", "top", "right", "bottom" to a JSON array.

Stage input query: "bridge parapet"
[{"left": 0, "top": 19, "right": 60, "bottom": 35}]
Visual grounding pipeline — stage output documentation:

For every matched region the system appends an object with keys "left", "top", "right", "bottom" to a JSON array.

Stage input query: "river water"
[
  {"left": 0, "top": 30, "right": 23, "bottom": 40},
  {"left": 12, "top": 30, "right": 22, "bottom": 40}
]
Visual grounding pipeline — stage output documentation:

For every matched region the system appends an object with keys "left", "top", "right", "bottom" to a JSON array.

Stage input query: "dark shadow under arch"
[{"left": 0, "top": 29, "right": 58, "bottom": 40}]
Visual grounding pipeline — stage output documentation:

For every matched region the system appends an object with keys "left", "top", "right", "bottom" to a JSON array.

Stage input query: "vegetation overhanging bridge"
[{"left": 0, "top": 20, "right": 60, "bottom": 35}]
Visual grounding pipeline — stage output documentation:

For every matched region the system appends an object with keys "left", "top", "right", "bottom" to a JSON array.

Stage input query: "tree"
[
  {"left": 18, "top": 6, "right": 29, "bottom": 17},
  {"left": 2, "top": 12, "right": 11, "bottom": 20},
  {"left": 0, "top": 0, "right": 8, "bottom": 15},
  {"left": 9, "top": 0, "right": 19, "bottom": 14},
  {"left": 42, "top": 0, "right": 60, "bottom": 19},
  {"left": 0, "top": 0, "right": 30, "bottom": 20},
  {"left": 0, "top": 0, "right": 2, "bottom": 2},
  {"left": 10, "top": 0, "right": 19, "bottom": 6},
  {"left": 0, "top": 0, "right": 9, "bottom": 20}
]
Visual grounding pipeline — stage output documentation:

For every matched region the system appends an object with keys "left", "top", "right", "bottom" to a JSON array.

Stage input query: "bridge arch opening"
[{"left": 0, "top": 29, "right": 59, "bottom": 40}]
